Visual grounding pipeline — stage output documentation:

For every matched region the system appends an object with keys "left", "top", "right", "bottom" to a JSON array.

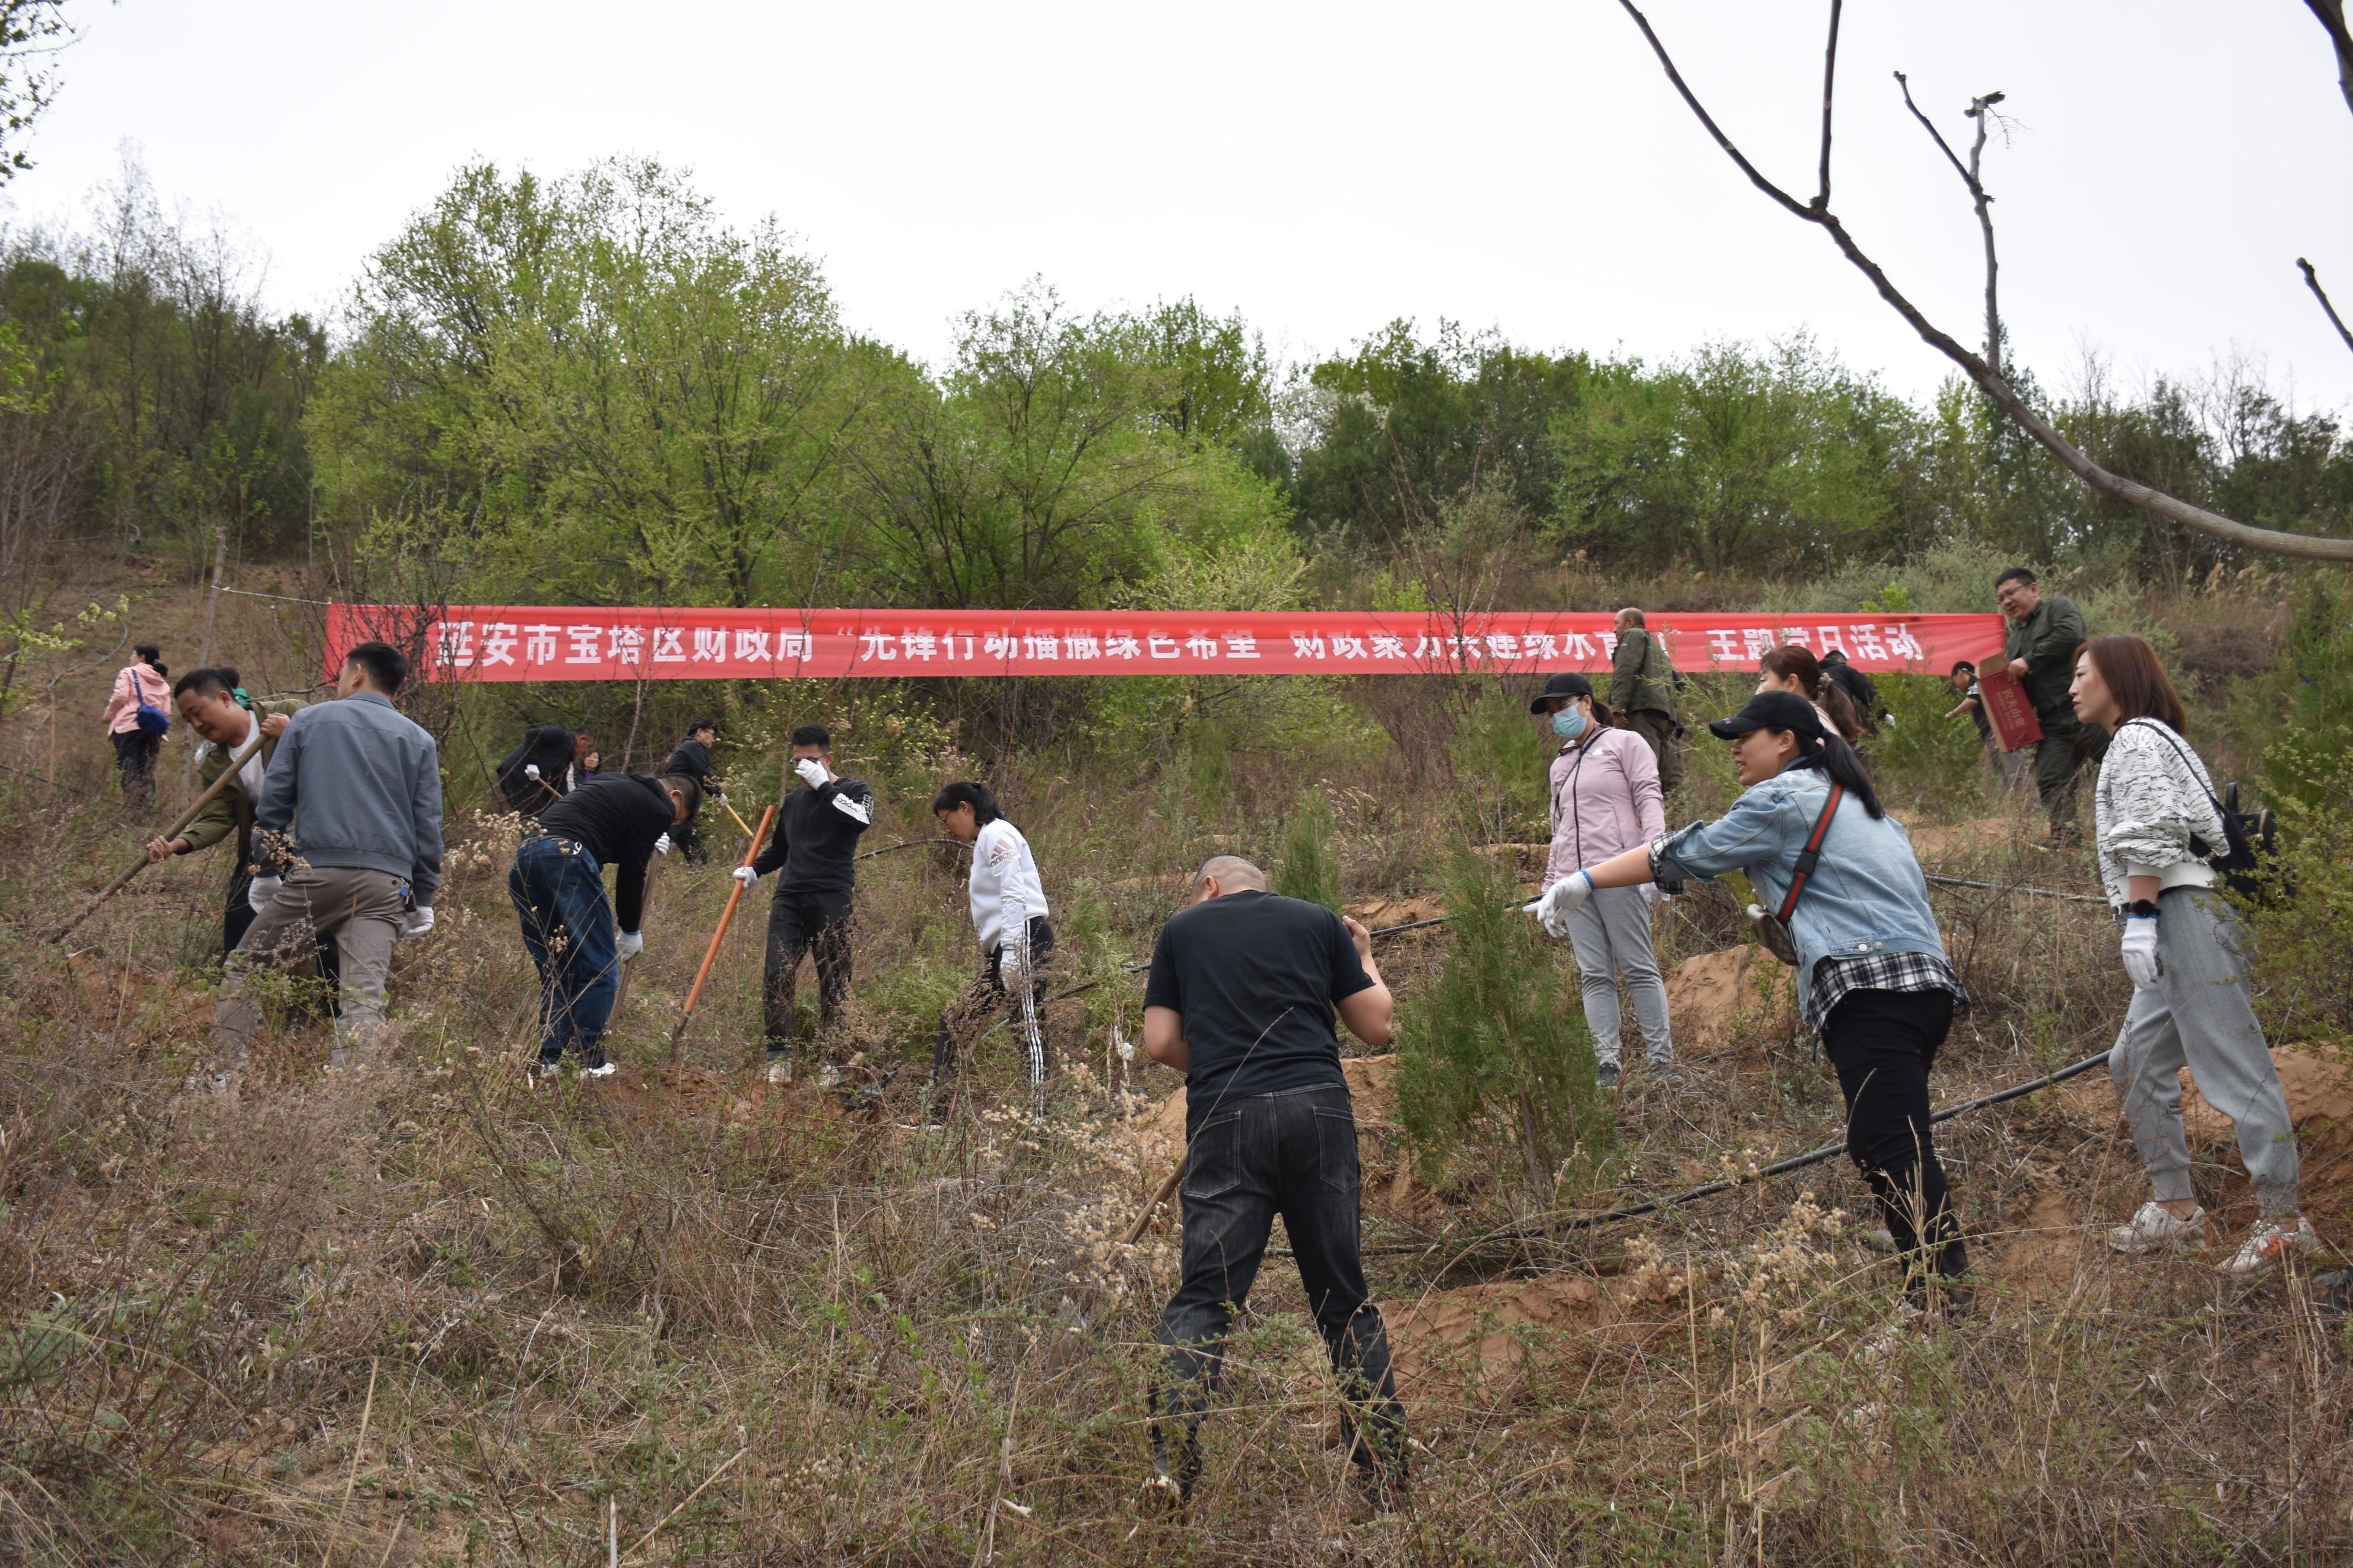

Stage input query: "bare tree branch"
[
  {"left": 2309, "top": 0, "right": 2353, "bottom": 119},
  {"left": 1894, "top": 74, "right": 2006, "bottom": 376},
  {"left": 1612, "top": 0, "right": 2353, "bottom": 562},
  {"left": 1814, "top": 0, "right": 1843, "bottom": 209},
  {"left": 2298, "top": 257, "right": 2353, "bottom": 358}
]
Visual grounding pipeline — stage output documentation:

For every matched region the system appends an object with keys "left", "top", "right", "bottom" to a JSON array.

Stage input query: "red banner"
[
  {"left": 1975, "top": 666, "right": 2045, "bottom": 752},
  {"left": 325, "top": 605, "right": 2007, "bottom": 683}
]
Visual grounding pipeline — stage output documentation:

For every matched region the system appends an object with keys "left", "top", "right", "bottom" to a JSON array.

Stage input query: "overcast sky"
[{"left": 9, "top": 1, "right": 2352, "bottom": 412}]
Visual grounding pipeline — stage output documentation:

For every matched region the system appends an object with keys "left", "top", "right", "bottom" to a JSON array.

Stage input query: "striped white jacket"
[{"left": 2092, "top": 718, "right": 2225, "bottom": 911}]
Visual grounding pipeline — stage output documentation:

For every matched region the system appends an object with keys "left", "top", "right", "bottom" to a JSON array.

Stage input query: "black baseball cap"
[
  {"left": 1706, "top": 690, "right": 1828, "bottom": 746},
  {"left": 1528, "top": 672, "right": 1596, "bottom": 713}
]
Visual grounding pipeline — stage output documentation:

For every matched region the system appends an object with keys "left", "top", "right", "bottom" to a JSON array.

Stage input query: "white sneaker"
[
  {"left": 577, "top": 1061, "right": 618, "bottom": 1081},
  {"left": 2219, "top": 1216, "right": 2320, "bottom": 1277},
  {"left": 817, "top": 1063, "right": 842, "bottom": 1090},
  {"left": 2108, "top": 1202, "right": 2208, "bottom": 1255},
  {"left": 764, "top": 1058, "right": 793, "bottom": 1084}
]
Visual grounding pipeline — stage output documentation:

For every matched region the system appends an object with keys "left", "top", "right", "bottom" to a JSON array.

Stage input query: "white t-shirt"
[{"left": 968, "top": 818, "right": 1049, "bottom": 953}]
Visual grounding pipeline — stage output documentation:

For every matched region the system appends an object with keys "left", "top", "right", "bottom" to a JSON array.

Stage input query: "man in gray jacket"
[{"left": 211, "top": 640, "right": 444, "bottom": 1083}]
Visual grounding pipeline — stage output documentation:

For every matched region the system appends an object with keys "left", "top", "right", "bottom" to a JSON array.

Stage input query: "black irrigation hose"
[
  {"left": 1923, "top": 872, "right": 2107, "bottom": 905},
  {"left": 1352, "top": 1047, "right": 2116, "bottom": 1255}
]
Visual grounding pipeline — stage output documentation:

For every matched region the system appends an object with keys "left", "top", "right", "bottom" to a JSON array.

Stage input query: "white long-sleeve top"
[
  {"left": 2093, "top": 718, "right": 2225, "bottom": 910},
  {"left": 968, "top": 818, "right": 1049, "bottom": 954}
]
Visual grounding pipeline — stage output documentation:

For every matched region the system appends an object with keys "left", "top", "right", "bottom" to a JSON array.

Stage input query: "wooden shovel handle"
[{"left": 47, "top": 732, "right": 270, "bottom": 944}]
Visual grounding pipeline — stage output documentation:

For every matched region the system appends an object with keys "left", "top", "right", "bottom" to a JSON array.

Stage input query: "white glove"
[
  {"left": 400, "top": 905, "right": 436, "bottom": 940},
  {"left": 653, "top": 832, "right": 671, "bottom": 857},
  {"left": 1523, "top": 870, "right": 1594, "bottom": 938},
  {"left": 247, "top": 875, "right": 282, "bottom": 913},
  {"left": 793, "top": 757, "right": 828, "bottom": 789},
  {"left": 616, "top": 930, "right": 643, "bottom": 962},
  {"left": 732, "top": 865, "right": 759, "bottom": 888},
  {"left": 2120, "top": 915, "right": 2162, "bottom": 989},
  {"left": 525, "top": 763, "right": 541, "bottom": 781}
]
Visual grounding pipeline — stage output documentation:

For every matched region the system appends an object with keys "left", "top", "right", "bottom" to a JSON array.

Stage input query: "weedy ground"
[{"left": 2, "top": 577, "right": 2348, "bottom": 1566}]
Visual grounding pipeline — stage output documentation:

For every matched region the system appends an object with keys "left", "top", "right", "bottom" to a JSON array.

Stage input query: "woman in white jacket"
[
  {"left": 2072, "top": 634, "right": 2312, "bottom": 1276},
  {"left": 930, "top": 780, "right": 1055, "bottom": 1116}
]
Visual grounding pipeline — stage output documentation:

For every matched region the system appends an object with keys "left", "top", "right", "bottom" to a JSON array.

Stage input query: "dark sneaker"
[{"left": 1596, "top": 1061, "right": 1621, "bottom": 1090}]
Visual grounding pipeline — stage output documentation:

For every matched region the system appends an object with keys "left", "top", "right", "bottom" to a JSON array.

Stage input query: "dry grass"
[{"left": 2, "top": 576, "right": 2348, "bottom": 1565}]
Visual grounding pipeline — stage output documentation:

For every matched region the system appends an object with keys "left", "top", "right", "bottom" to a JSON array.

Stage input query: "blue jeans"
[
  {"left": 1151, "top": 1083, "right": 1406, "bottom": 1494},
  {"left": 509, "top": 836, "right": 620, "bottom": 1067}
]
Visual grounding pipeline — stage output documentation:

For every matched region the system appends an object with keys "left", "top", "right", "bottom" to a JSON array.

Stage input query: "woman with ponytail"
[
  {"left": 1530, "top": 691, "right": 1973, "bottom": 1306},
  {"left": 1757, "top": 644, "right": 1864, "bottom": 745},
  {"left": 929, "top": 780, "right": 1056, "bottom": 1117}
]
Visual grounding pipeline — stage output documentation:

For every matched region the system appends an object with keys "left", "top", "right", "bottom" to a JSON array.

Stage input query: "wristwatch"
[{"left": 2126, "top": 899, "right": 2160, "bottom": 918}]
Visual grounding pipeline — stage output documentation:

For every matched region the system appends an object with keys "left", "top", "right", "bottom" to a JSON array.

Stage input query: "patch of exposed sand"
[
  {"left": 1346, "top": 896, "right": 1444, "bottom": 929},
  {"left": 1664, "top": 946, "right": 1798, "bottom": 1057},
  {"left": 1381, "top": 1264, "right": 1693, "bottom": 1398}
]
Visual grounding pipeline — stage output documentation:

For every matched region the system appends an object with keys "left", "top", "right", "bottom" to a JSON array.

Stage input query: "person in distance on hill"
[
  {"left": 662, "top": 716, "right": 724, "bottom": 866},
  {"left": 732, "top": 724, "right": 875, "bottom": 1085},
  {"left": 1142, "top": 855, "right": 1406, "bottom": 1513},
  {"left": 1996, "top": 566, "right": 2106, "bottom": 849},
  {"left": 927, "top": 781, "right": 1055, "bottom": 1118},
  {"left": 1758, "top": 644, "right": 1864, "bottom": 745},
  {"left": 103, "top": 642, "right": 172, "bottom": 807},
  {"left": 2073, "top": 634, "right": 2314, "bottom": 1275},
  {"left": 209, "top": 641, "right": 443, "bottom": 1087},
  {"left": 510, "top": 768, "right": 700, "bottom": 1081},
  {"left": 1609, "top": 608, "right": 1684, "bottom": 794},
  {"left": 1533, "top": 691, "right": 1973, "bottom": 1307},
  {"left": 1529, "top": 672, "right": 1671, "bottom": 1089},
  {"left": 145, "top": 669, "right": 339, "bottom": 988},
  {"left": 496, "top": 722, "right": 595, "bottom": 815},
  {"left": 1942, "top": 660, "right": 2029, "bottom": 790}
]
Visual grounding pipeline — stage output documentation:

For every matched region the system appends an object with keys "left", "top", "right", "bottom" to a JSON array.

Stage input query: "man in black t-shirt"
[
  {"left": 496, "top": 723, "right": 593, "bottom": 814},
  {"left": 731, "top": 724, "right": 875, "bottom": 1084},
  {"left": 1140, "top": 856, "right": 1406, "bottom": 1512}
]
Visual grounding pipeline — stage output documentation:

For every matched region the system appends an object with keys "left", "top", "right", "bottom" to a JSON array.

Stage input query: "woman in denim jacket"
[{"left": 1533, "top": 689, "right": 1972, "bottom": 1295}]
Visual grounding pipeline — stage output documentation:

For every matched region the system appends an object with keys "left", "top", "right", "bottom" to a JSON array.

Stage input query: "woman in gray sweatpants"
[{"left": 2071, "top": 634, "right": 2311, "bottom": 1277}]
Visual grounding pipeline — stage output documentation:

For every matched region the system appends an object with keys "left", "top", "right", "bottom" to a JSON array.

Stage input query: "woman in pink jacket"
[
  {"left": 1528, "top": 672, "right": 1670, "bottom": 1087},
  {"left": 103, "top": 643, "right": 172, "bottom": 806}
]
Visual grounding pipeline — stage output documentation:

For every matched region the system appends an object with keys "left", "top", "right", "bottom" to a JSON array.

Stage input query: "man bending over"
[{"left": 1142, "top": 855, "right": 1407, "bottom": 1514}]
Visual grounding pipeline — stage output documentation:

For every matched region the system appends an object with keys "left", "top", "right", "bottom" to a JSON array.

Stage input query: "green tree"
[
  {"left": 313, "top": 159, "right": 866, "bottom": 608},
  {"left": 1551, "top": 336, "right": 1901, "bottom": 574}
]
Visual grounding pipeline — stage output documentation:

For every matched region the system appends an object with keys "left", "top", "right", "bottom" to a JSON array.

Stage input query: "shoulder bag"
[
  {"left": 2122, "top": 720, "right": 2281, "bottom": 903},
  {"left": 1748, "top": 783, "right": 1844, "bottom": 966}
]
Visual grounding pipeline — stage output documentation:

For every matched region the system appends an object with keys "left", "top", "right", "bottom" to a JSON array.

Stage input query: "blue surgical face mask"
[{"left": 1550, "top": 705, "right": 1589, "bottom": 740}]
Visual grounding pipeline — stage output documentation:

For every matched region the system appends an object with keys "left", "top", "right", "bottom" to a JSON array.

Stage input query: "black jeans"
[
  {"left": 1151, "top": 1083, "right": 1406, "bottom": 1494},
  {"left": 763, "top": 888, "right": 854, "bottom": 1059},
  {"left": 225, "top": 864, "right": 341, "bottom": 1011},
  {"left": 1822, "top": 988, "right": 1966, "bottom": 1278},
  {"left": 113, "top": 730, "right": 160, "bottom": 806}
]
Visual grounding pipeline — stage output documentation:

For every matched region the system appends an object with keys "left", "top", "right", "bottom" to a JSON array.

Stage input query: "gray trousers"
[
  {"left": 2108, "top": 889, "right": 2299, "bottom": 1216},
  {"left": 214, "top": 865, "right": 406, "bottom": 1068},
  {"left": 1565, "top": 885, "right": 1672, "bottom": 1066}
]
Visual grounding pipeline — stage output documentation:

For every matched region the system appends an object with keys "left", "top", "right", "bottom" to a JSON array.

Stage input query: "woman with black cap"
[
  {"left": 1529, "top": 689, "right": 1972, "bottom": 1302},
  {"left": 1529, "top": 672, "right": 1670, "bottom": 1088}
]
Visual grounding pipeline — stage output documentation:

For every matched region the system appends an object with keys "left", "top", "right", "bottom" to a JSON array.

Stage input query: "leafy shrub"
[
  {"left": 1272, "top": 787, "right": 1342, "bottom": 912},
  {"left": 1396, "top": 847, "right": 1608, "bottom": 1195}
]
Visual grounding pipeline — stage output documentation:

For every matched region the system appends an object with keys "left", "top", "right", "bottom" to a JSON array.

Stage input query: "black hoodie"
[{"left": 533, "top": 772, "right": 676, "bottom": 931}]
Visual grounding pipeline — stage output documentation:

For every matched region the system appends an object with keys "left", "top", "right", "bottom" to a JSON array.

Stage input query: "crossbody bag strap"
[
  {"left": 2120, "top": 718, "right": 2227, "bottom": 819},
  {"left": 1774, "top": 783, "right": 1844, "bottom": 924}
]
